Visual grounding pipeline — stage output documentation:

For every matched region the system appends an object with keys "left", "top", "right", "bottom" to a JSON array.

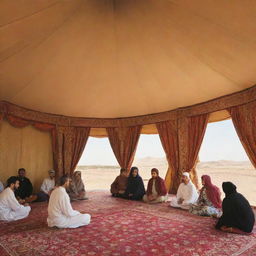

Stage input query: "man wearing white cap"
[
  {"left": 27, "top": 170, "right": 56, "bottom": 203},
  {"left": 170, "top": 172, "right": 198, "bottom": 210},
  {"left": 37, "top": 169, "right": 56, "bottom": 201}
]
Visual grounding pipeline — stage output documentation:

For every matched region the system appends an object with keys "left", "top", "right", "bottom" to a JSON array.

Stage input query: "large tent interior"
[{"left": 0, "top": 0, "right": 256, "bottom": 255}]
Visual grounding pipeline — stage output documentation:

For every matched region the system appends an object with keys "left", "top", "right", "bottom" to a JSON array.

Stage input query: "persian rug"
[{"left": 0, "top": 191, "right": 255, "bottom": 256}]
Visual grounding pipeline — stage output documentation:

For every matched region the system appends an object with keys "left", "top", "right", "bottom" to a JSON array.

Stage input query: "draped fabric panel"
[
  {"left": 228, "top": 102, "right": 256, "bottom": 168},
  {"left": 52, "top": 126, "right": 90, "bottom": 178},
  {"left": 0, "top": 112, "right": 4, "bottom": 123},
  {"left": 156, "top": 120, "right": 179, "bottom": 193},
  {"left": 33, "top": 122, "right": 55, "bottom": 132},
  {"left": 70, "top": 127, "right": 90, "bottom": 172},
  {"left": 107, "top": 126, "right": 142, "bottom": 172},
  {"left": 6, "top": 115, "right": 31, "bottom": 128},
  {"left": 185, "top": 114, "right": 209, "bottom": 188},
  {"left": 4, "top": 114, "right": 55, "bottom": 131}
]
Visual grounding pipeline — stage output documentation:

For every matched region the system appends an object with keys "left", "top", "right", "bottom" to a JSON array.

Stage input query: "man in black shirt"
[{"left": 15, "top": 168, "right": 33, "bottom": 201}]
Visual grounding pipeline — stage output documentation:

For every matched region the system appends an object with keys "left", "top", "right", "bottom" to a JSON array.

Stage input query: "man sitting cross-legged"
[
  {"left": 170, "top": 172, "right": 198, "bottom": 210},
  {"left": 110, "top": 168, "right": 128, "bottom": 198},
  {"left": 15, "top": 168, "right": 33, "bottom": 203},
  {"left": 143, "top": 168, "right": 168, "bottom": 204},
  {"left": 47, "top": 175, "right": 91, "bottom": 228},
  {"left": 26, "top": 169, "right": 56, "bottom": 203},
  {"left": 0, "top": 176, "right": 31, "bottom": 221}
]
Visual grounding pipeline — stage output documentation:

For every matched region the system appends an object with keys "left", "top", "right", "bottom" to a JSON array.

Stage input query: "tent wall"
[
  {"left": 0, "top": 120, "right": 53, "bottom": 191},
  {"left": 0, "top": 86, "right": 256, "bottom": 192}
]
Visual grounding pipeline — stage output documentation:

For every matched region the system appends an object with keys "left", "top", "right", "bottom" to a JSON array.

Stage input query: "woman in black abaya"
[
  {"left": 216, "top": 182, "right": 255, "bottom": 234},
  {"left": 124, "top": 167, "right": 145, "bottom": 200}
]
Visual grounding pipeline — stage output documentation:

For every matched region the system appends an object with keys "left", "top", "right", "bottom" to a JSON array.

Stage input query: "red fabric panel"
[
  {"left": 156, "top": 120, "right": 179, "bottom": 193},
  {"left": 52, "top": 126, "right": 90, "bottom": 178},
  {"left": 107, "top": 126, "right": 141, "bottom": 171},
  {"left": 229, "top": 101, "right": 256, "bottom": 168}
]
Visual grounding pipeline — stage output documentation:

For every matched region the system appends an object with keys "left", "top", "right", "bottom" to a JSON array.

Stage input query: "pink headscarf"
[{"left": 201, "top": 175, "right": 222, "bottom": 208}]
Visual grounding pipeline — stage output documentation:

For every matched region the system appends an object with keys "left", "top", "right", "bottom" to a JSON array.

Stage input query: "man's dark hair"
[
  {"left": 120, "top": 168, "right": 126, "bottom": 174},
  {"left": 59, "top": 174, "right": 70, "bottom": 186},
  {"left": 18, "top": 168, "right": 26, "bottom": 173},
  {"left": 7, "top": 176, "right": 19, "bottom": 187}
]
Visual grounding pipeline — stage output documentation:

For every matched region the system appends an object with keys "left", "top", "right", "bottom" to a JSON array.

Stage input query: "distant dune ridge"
[{"left": 77, "top": 158, "right": 256, "bottom": 205}]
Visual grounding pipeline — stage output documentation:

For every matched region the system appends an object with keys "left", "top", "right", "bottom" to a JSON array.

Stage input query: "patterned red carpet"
[{"left": 0, "top": 191, "right": 255, "bottom": 256}]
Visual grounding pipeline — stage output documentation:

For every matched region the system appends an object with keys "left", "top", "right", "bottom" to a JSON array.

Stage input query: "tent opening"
[
  {"left": 198, "top": 119, "right": 256, "bottom": 205},
  {"left": 76, "top": 137, "right": 118, "bottom": 191},
  {"left": 133, "top": 134, "right": 168, "bottom": 183}
]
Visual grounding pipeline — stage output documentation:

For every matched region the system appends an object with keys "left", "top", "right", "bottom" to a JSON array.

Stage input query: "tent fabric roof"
[{"left": 1, "top": 0, "right": 256, "bottom": 118}]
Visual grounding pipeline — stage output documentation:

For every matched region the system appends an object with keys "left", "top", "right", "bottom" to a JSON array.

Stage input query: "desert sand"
[{"left": 76, "top": 158, "right": 256, "bottom": 206}]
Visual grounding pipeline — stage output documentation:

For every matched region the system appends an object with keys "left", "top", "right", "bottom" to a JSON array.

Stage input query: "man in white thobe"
[
  {"left": 26, "top": 170, "right": 56, "bottom": 203},
  {"left": 47, "top": 175, "right": 91, "bottom": 228},
  {"left": 170, "top": 172, "right": 198, "bottom": 210},
  {"left": 0, "top": 176, "right": 31, "bottom": 221},
  {"left": 41, "top": 170, "right": 55, "bottom": 195}
]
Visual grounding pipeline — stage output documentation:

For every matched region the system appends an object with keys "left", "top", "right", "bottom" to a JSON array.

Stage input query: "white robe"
[
  {"left": 47, "top": 186, "right": 90, "bottom": 228},
  {"left": 170, "top": 181, "right": 198, "bottom": 210},
  {"left": 0, "top": 187, "right": 31, "bottom": 221},
  {"left": 40, "top": 178, "right": 55, "bottom": 194}
]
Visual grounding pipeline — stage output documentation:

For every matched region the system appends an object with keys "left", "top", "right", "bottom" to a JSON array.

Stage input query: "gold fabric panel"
[{"left": 0, "top": 121, "right": 53, "bottom": 192}]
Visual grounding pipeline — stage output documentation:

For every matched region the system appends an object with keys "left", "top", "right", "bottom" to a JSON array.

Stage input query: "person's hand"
[
  {"left": 19, "top": 199, "right": 25, "bottom": 204},
  {"left": 178, "top": 198, "right": 184, "bottom": 204},
  {"left": 148, "top": 195, "right": 155, "bottom": 201},
  {"left": 118, "top": 190, "right": 125, "bottom": 194},
  {"left": 24, "top": 203, "right": 29, "bottom": 206}
]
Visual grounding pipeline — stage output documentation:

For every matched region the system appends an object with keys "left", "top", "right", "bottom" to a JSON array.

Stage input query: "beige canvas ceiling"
[{"left": 1, "top": 0, "right": 256, "bottom": 118}]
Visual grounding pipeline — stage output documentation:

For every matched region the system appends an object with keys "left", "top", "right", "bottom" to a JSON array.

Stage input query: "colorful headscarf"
[{"left": 201, "top": 175, "right": 222, "bottom": 208}]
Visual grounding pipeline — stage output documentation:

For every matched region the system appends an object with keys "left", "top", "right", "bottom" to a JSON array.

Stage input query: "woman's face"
[
  {"left": 132, "top": 169, "right": 138, "bottom": 177},
  {"left": 201, "top": 177, "right": 205, "bottom": 186}
]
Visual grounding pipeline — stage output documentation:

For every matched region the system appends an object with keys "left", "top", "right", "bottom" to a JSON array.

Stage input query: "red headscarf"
[{"left": 201, "top": 175, "right": 222, "bottom": 208}]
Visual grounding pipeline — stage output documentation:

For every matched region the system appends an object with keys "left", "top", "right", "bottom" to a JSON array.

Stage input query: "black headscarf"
[
  {"left": 222, "top": 182, "right": 237, "bottom": 196},
  {"left": 125, "top": 167, "right": 145, "bottom": 200},
  {"left": 216, "top": 182, "right": 255, "bottom": 233}
]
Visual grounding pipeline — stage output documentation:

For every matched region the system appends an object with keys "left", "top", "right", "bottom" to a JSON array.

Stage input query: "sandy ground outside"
[{"left": 76, "top": 158, "right": 256, "bottom": 206}]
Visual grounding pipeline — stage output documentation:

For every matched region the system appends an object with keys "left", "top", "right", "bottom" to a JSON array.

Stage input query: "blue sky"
[{"left": 78, "top": 119, "right": 249, "bottom": 165}]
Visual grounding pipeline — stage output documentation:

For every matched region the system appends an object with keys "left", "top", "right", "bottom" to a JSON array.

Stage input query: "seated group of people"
[
  {"left": 111, "top": 168, "right": 255, "bottom": 234},
  {"left": 111, "top": 167, "right": 167, "bottom": 203},
  {"left": 0, "top": 167, "right": 254, "bottom": 234},
  {"left": 0, "top": 168, "right": 90, "bottom": 229}
]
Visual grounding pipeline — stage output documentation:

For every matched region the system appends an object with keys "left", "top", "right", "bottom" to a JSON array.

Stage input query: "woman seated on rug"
[
  {"left": 124, "top": 167, "right": 145, "bottom": 200},
  {"left": 215, "top": 182, "right": 255, "bottom": 234},
  {"left": 67, "top": 171, "right": 88, "bottom": 201},
  {"left": 143, "top": 168, "right": 168, "bottom": 204},
  {"left": 110, "top": 168, "right": 128, "bottom": 197},
  {"left": 189, "top": 175, "right": 222, "bottom": 217}
]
